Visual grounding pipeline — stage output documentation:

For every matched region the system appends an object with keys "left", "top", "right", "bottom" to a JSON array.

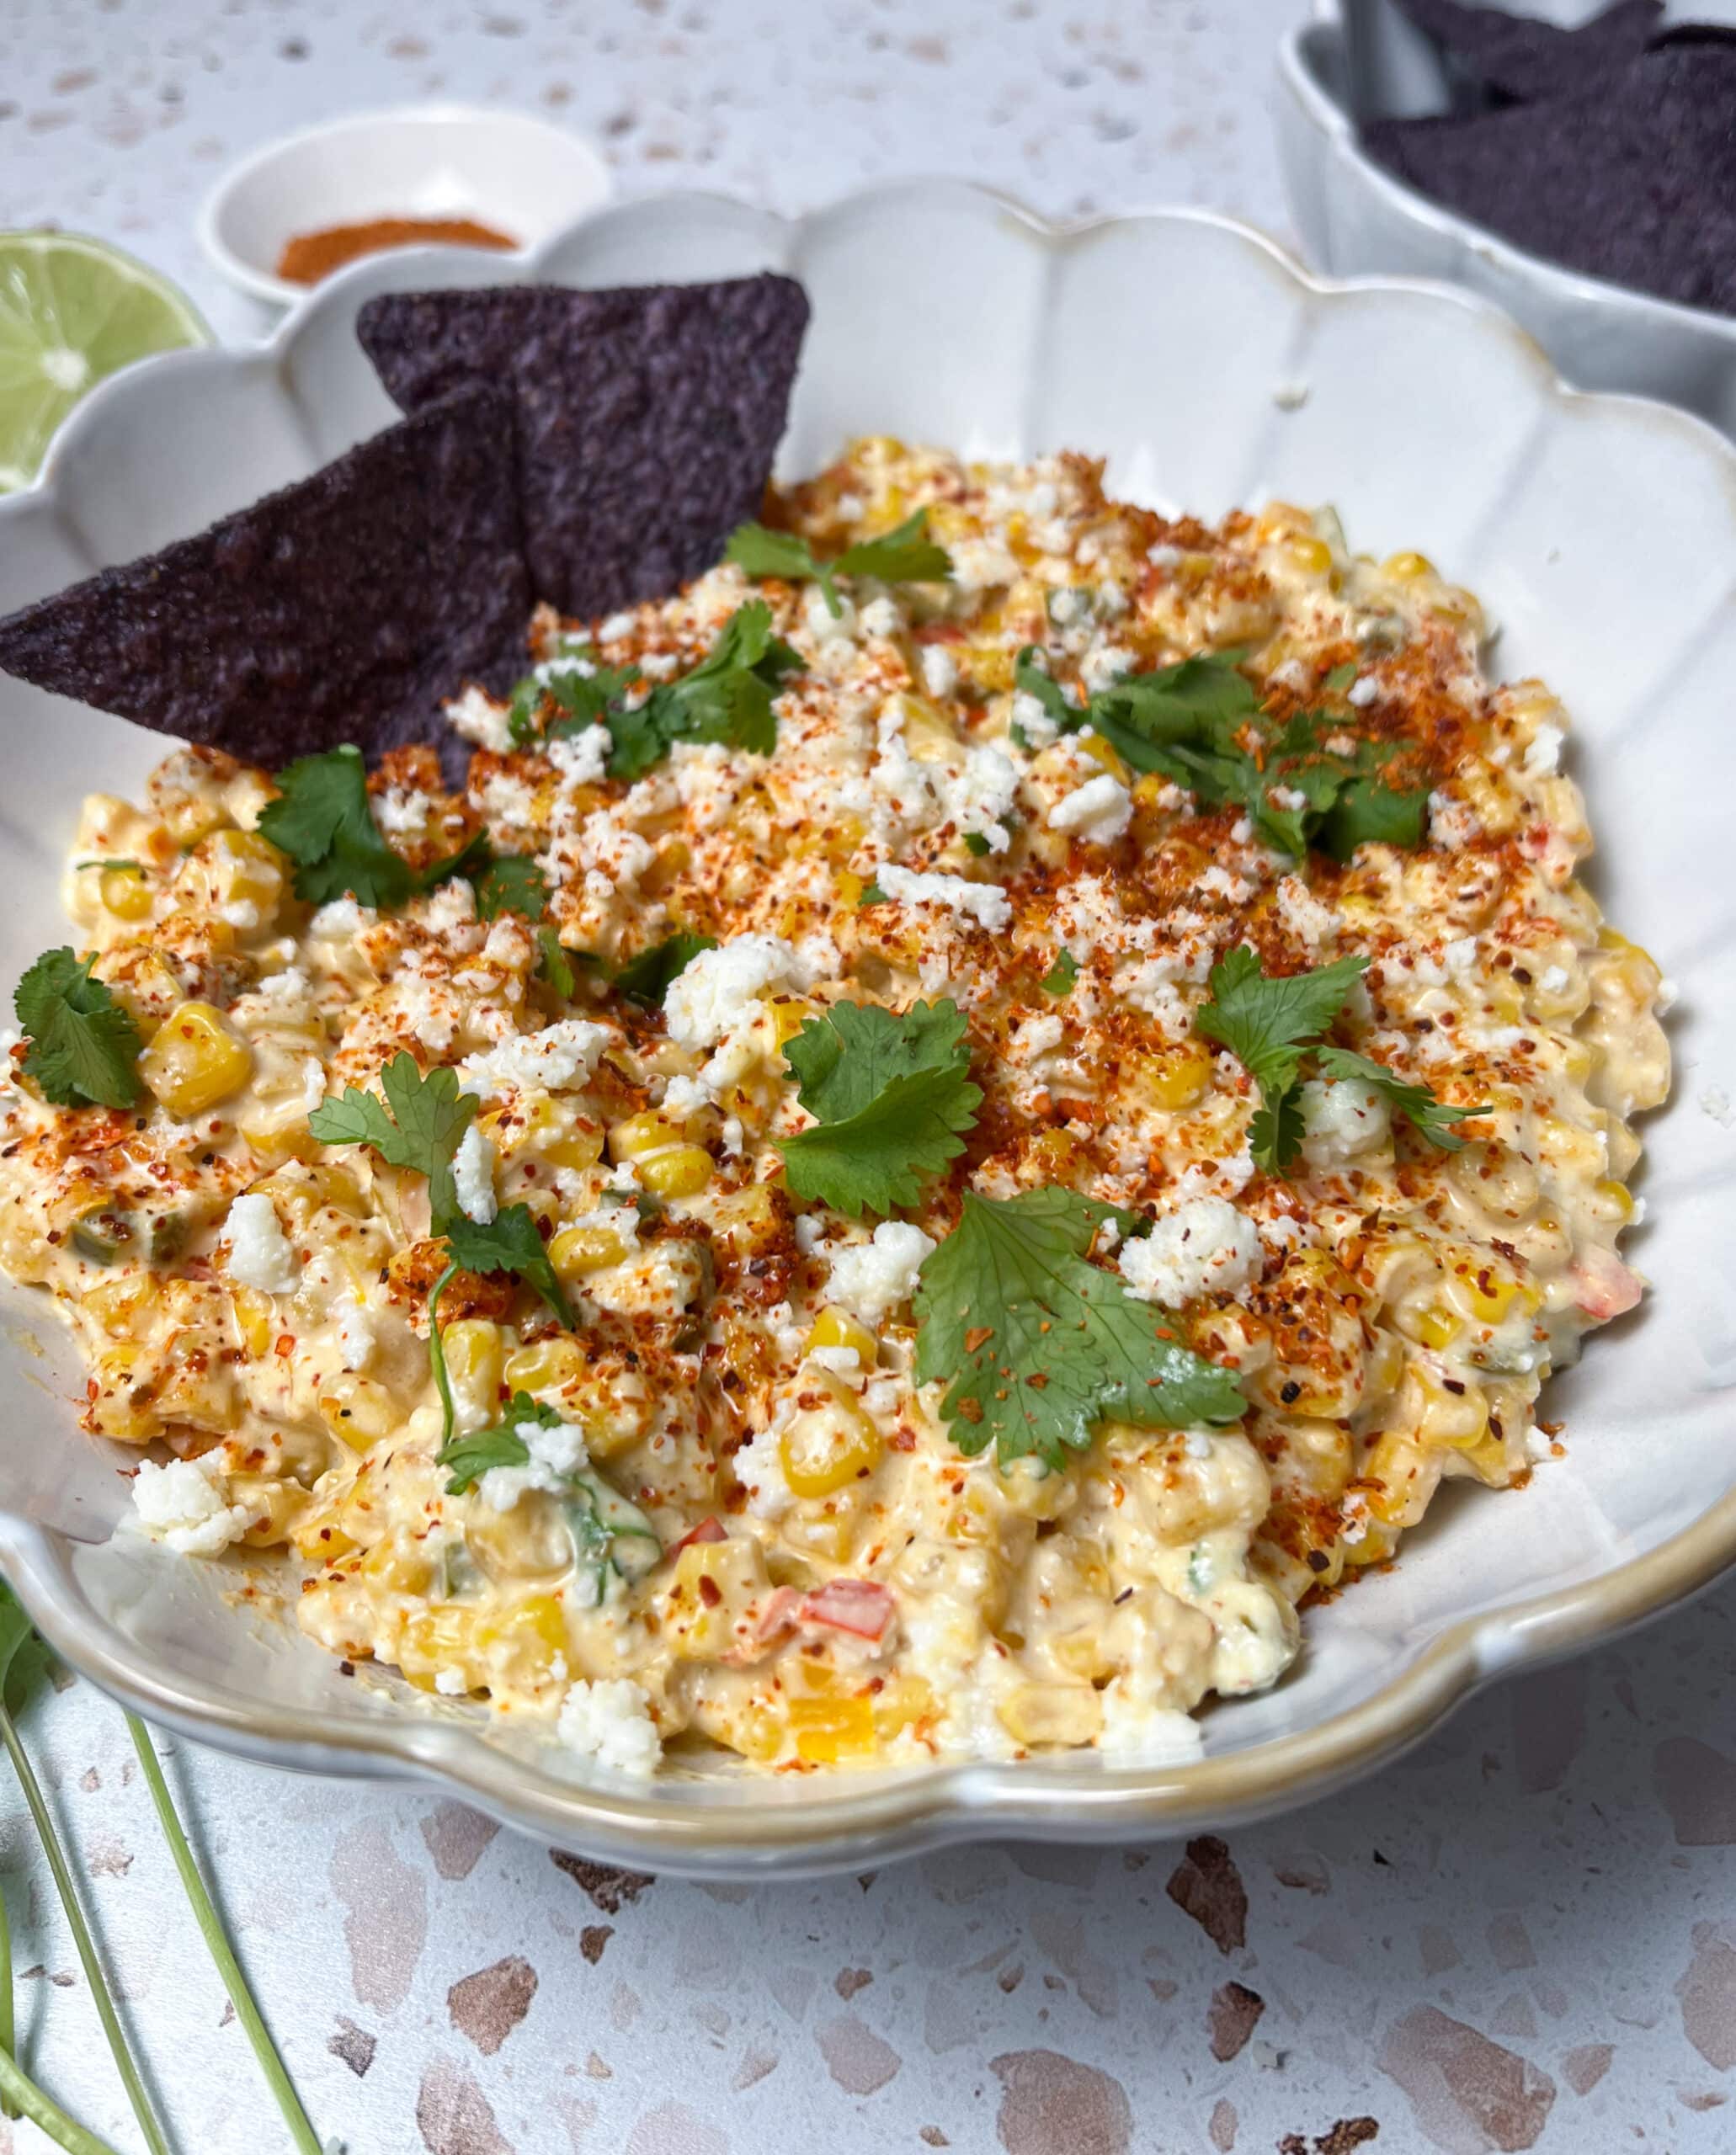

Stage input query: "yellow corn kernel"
[
  {"left": 996, "top": 1683, "right": 1104, "bottom": 1749},
  {"left": 726, "top": 1700, "right": 786, "bottom": 1764},
  {"left": 210, "top": 827, "right": 284, "bottom": 918},
  {"left": 1383, "top": 550, "right": 1435, "bottom": 582},
  {"left": 82, "top": 1273, "right": 158, "bottom": 1338},
  {"left": 640, "top": 1145, "right": 713, "bottom": 1200},
  {"left": 546, "top": 1124, "right": 607, "bottom": 1172},
  {"left": 1339, "top": 1517, "right": 1398, "bottom": 1568},
  {"left": 1027, "top": 1127, "right": 1079, "bottom": 1179},
  {"left": 317, "top": 1373, "right": 399, "bottom": 1450},
  {"left": 788, "top": 1693, "right": 876, "bottom": 1764},
  {"left": 441, "top": 1318, "right": 503, "bottom": 1398},
  {"left": 291, "top": 1514, "right": 356, "bottom": 1564},
  {"left": 473, "top": 1593, "right": 568, "bottom": 1684},
  {"left": 770, "top": 998, "right": 813, "bottom": 1048},
  {"left": 710, "top": 1183, "right": 787, "bottom": 1264},
  {"left": 398, "top": 1605, "right": 477, "bottom": 1690},
  {"left": 502, "top": 1335, "right": 588, "bottom": 1397},
  {"left": 807, "top": 1306, "right": 877, "bottom": 1366},
  {"left": 466, "top": 1501, "right": 572, "bottom": 1583},
  {"left": 1405, "top": 1301, "right": 1461, "bottom": 1352},
  {"left": 229, "top": 1285, "right": 274, "bottom": 1358},
  {"left": 1142, "top": 1040, "right": 1212, "bottom": 1112},
  {"left": 780, "top": 1377, "right": 883, "bottom": 1499},
  {"left": 836, "top": 870, "right": 865, "bottom": 909},
  {"left": 226, "top": 1474, "right": 304, "bottom": 1549},
  {"left": 1288, "top": 535, "right": 1334, "bottom": 575},
  {"left": 1593, "top": 1178, "right": 1635, "bottom": 1225},
  {"left": 1459, "top": 1268, "right": 1528, "bottom": 1325},
  {"left": 871, "top": 1676, "right": 933, "bottom": 1743},
  {"left": 88, "top": 1344, "right": 160, "bottom": 1441},
  {"left": 1132, "top": 773, "right": 1176, "bottom": 811},
  {"left": 361, "top": 1531, "right": 437, "bottom": 1596},
  {"left": 1363, "top": 1430, "right": 1439, "bottom": 1526},
  {"left": 1414, "top": 1370, "right": 1491, "bottom": 1451},
  {"left": 100, "top": 865, "right": 152, "bottom": 922},
  {"left": 669, "top": 1536, "right": 770, "bottom": 1659},
  {"left": 608, "top": 1109, "right": 684, "bottom": 1163},
  {"left": 1075, "top": 730, "right": 1131, "bottom": 785},
  {"left": 551, "top": 1225, "right": 627, "bottom": 1284},
  {"left": 139, "top": 1002, "right": 253, "bottom": 1116},
  {"left": 155, "top": 1358, "right": 240, "bottom": 1434}
]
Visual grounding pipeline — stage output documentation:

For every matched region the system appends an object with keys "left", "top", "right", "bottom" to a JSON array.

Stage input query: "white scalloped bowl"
[
  {"left": 1275, "top": 3, "right": 1736, "bottom": 437},
  {"left": 1, "top": 184, "right": 1733, "bottom": 1878}
]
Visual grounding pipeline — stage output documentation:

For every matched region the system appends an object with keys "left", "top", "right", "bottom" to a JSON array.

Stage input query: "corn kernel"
[
  {"left": 361, "top": 1532, "right": 436, "bottom": 1596},
  {"left": 88, "top": 1343, "right": 160, "bottom": 1441},
  {"left": 1142, "top": 1040, "right": 1212, "bottom": 1112},
  {"left": 82, "top": 1273, "right": 158, "bottom": 1338},
  {"left": 99, "top": 865, "right": 152, "bottom": 922},
  {"left": 317, "top": 1373, "right": 399, "bottom": 1450},
  {"left": 871, "top": 1676, "right": 933, "bottom": 1743},
  {"left": 473, "top": 1593, "right": 569, "bottom": 1684},
  {"left": 399, "top": 1605, "right": 477, "bottom": 1689},
  {"left": 232, "top": 1282, "right": 279, "bottom": 1358},
  {"left": 1288, "top": 535, "right": 1334, "bottom": 576},
  {"left": 640, "top": 1145, "right": 713, "bottom": 1200},
  {"left": 441, "top": 1318, "right": 503, "bottom": 1398},
  {"left": 807, "top": 1306, "right": 877, "bottom": 1366},
  {"left": 669, "top": 1537, "right": 769, "bottom": 1659},
  {"left": 139, "top": 1001, "right": 253, "bottom": 1116},
  {"left": 771, "top": 998, "right": 812, "bottom": 1049},
  {"left": 291, "top": 1514, "right": 356, "bottom": 1564},
  {"left": 1075, "top": 730, "right": 1131, "bottom": 785},
  {"left": 1404, "top": 1301, "right": 1461, "bottom": 1351},
  {"left": 227, "top": 1474, "right": 304, "bottom": 1548},
  {"left": 997, "top": 1683, "right": 1104, "bottom": 1748},
  {"left": 836, "top": 870, "right": 865, "bottom": 908},
  {"left": 1382, "top": 550, "right": 1435, "bottom": 582},
  {"left": 608, "top": 1110, "right": 684, "bottom": 1163},
  {"left": 780, "top": 1378, "right": 882, "bottom": 1498},
  {"left": 503, "top": 1335, "right": 588, "bottom": 1396},
  {"left": 789, "top": 1693, "right": 876, "bottom": 1764},
  {"left": 210, "top": 827, "right": 284, "bottom": 921},
  {"left": 551, "top": 1225, "right": 627, "bottom": 1283}
]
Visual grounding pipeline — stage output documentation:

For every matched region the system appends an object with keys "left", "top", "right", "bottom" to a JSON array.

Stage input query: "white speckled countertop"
[{"left": 4, "top": 4, "right": 1736, "bottom": 2151}]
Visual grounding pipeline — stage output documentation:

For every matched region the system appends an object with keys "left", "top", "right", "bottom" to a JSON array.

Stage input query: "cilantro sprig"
[
  {"left": 726, "top": 508, "right": 952, "bottom": 617},
  {"left": 777, "top": 999, "right": 982, "bottom": 1217},
  {"left": 474, "top": 853, "right": 549, "bottom": 922},
  {"left": 13, "top": 947, "right": 142, "bottom": 1109},
  {"left": 1195, "top": 946, "right": 1484, "bottom": 1171},
  {"left": 258, "top": 744, "right": 488, "bottom": 909},
  {"left": 1013, "top": 646, "right": 1428, "bottom": 862},
  {"left": 913, "top": 1187, "right": 1246, "bottom": 1471},
  {"left": 613, "top": 930, "right": 717, "bottom": 1009}
]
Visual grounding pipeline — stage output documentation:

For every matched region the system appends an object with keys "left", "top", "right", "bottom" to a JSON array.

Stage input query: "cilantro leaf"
[
  {"left": 535, "top": 925, "right": 578, "bottom": 999},
  {"left": 612, "top": 930, "right": 716, "bottom": 1009},
  {"left": 1322, "top": 660, "right": 1359, "bottom": 694},
  {"left": 1014, "top": 646, "right": 1081, "bottom": 742},
  {"left": 434, "top": 1391, "right": 562, "bottom": 1493},
  {"left": 1195, "top": 945, "right": 1367, "bottom": 1171},
  {"left": 777, "top": 999, "right": 982, "bottom": 1216},
  {"left": 258, "top": 745, "right": 415, "bottom": 909},
  {"left": 1040, "top": 949, "right": 1079, "bottom": 996},
  {"left": 1318, "top": 774, "right": 1429, "bottom": 861},
  {"left": 605, "top": 603, "right": 802, "bottom": 780},
  {"left": 913, "top": 1187, "right": 1246, "bottom": 1471},
  {"left": 474, "top": 854, "right": 549, "bottom": 921},
  {"left": 543, "top": 662, "right": 642, "bottom": 739},
  {"left": 1314, "top": 1046, "right": 1488, "bottom": 1152},
  {"left": 445, "top": 1203, "right": 576, "bottom": 1329},
  {"left": 727, "top": 509, "right": 951, "bottom": 618},
  {"left": 13, "top": 946, "right": 142, "bottom": 1109},
  {"left": 308, "top": 1051, "right": 477, "bottom": 1228},
  {"left": 833, "top": 509, "right": 953, "bottom": 591}
]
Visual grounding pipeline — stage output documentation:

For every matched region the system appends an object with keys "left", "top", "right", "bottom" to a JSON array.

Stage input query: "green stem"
[
  {"left": 0, "top": 2041, "right": 124, "bottom": 2155},
  {"left": 0, "top": 1873, "right": 13, "bottom": 2120},
  {"left": 125, "top": 1718, "right": 320, "bottom": 2155},
  {"left": 428, "top": 1258, "right": 460, "bottom": 1448},
  {"left": 0, "top": 1700, "right": 169, "bottom": 2155}
]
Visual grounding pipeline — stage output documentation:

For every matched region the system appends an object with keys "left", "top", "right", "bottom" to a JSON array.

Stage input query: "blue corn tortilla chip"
[
  {"left": 1364, "top": 49, "right": 1736, "bottom": 317},
  {"left": 357, "top": 276, "right": 810, "bottom": 621},
  {"left": 1394, "top": 0, "right": 1663, "bottom": 102},
  {"left": 0, "top": 385, "right": 529, "bottom": 769}
]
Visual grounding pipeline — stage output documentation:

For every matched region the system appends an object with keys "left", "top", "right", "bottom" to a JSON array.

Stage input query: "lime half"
[{"left": 0, "top": 231, "right": 210, "bottom": 494}]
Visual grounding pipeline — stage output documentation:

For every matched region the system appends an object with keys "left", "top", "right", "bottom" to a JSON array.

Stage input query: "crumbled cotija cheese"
[
  {"left": 223, "top": 1191, "right": 299, "bottom": 1295},
  {"left": 824, "top": 1221, "right": 937, "bottom": 1323},
  {"left": 1119, "top": 1198, "right": 1261, "bottom": 1308},
  {"left": 557, "top": 1677, "right": 662, "bottom": 1777},
  {"left": 130, "top": 1455, "right": 253, "bottom": 1556}
]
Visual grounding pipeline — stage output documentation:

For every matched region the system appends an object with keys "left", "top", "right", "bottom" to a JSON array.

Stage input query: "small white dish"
[
  {"left": 1275, "top": 3, "right": 1736, "bottom": 436},
  {"left": 197, "top": 104, "right": 614, "bottom": 311}
]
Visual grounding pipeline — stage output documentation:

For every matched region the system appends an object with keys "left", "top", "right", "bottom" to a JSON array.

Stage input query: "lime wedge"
[{"left": 0, "top": 231, "right": 210, "bottom": 494}]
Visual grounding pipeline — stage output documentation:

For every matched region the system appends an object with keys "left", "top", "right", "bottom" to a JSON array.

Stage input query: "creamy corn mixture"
[{"left": 0, "top": 443, "right": 1668, "bottom": 1777}]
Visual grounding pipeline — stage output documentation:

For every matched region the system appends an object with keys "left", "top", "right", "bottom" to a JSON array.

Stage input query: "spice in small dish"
[{"left": 275, "top": 216, "right": 518, "bottom": 286}]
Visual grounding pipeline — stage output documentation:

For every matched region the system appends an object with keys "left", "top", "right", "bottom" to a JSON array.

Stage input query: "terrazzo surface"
[{"left": 3, "top": 3, "right": 1736, "bottom": 2150}]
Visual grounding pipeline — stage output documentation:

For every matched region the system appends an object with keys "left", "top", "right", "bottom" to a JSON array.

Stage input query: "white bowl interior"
[
  {"left": 3, "top": 186, "right": 1734, "bottom": 1870},
  {"left": 202, "top": 106, "right": 614, "bottom": 303}
]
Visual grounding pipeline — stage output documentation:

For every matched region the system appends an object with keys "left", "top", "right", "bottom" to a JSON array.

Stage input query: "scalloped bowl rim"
[
  {"left": 1277, "top": 11, "right": 1736, "bottom": 346},
  {"left": 2, "top": 182, "right": 1733, "bottom": 1875}
]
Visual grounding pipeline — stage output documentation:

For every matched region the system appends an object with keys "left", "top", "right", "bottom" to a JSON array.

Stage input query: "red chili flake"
[{"left": 964, "top": 1326, "right": 994, "bottom": 1354}]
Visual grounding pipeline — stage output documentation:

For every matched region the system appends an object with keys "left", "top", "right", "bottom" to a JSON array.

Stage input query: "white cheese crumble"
[
  {"left": 732, "top": 1421, "right": 794, "bottom": 1519},
  {"left": 336, "top": 1300, "right": 375, "bottom": 1373},
  {"left": 375, "top": 785, "right": 430, "bottom": 836},
  {"left": 920, "top": 645, "right": 959, "bottom": 698},
  {"left": 546, "top": 725, "right": 612, "bottom": 787},
  {"left": 222, "top": 1191, "right": 298, "bottom": 1295},
  {"left": 1299, "top": 1076, "right": 1393, "bottom": 1169},
  {"left": 130, "top": 1455, "right": 253, "bottom": 1557},
  {"left": 445, "top": 684, "right": 514, "bottom": 753},
  {"left": 1047, "top": 771, "right": 1132, "bottom": 846},
  {"left": 1118, "top": 1198, "right": 1261, "bottom": 1308},
  {"left": 455, "top": 1020, "right": 610, "bottom": 1101},
  {"left": 875, "top": 863, "right": 1011, "bottom": 934},
  {"left": 1346, "top": 675, "right": 1379, "bottom": 709},
  {"left": 557, "top": 1677, "right": 662, "bottom": 1779},
  {"left": 1523, "top": 723, "right": 1564, "bottom": 777},
  {"left": 664, "top": 934, "right": 813, "bottom": 1051},
  {"left": 308, "top": 897, "right": 371, "bottom": 940},
  {"left": 1010, "top": 689, "right": 1061, "bottom": 749},
  {"left": 858, "top": 595, "right": 903, "bottom": 639},
  {"left": 823, "top": 1221, "right": 937, "bottom": 1324},
  {"left": 452, "top": 1124, "right": 499, "bottom": 1226},
  {"left": 477, "top": 1413, "right": 589, "bottom": 1512},
  {"left": 1098, "top": 1696, "right": 1207, "bottom": 1764}
]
